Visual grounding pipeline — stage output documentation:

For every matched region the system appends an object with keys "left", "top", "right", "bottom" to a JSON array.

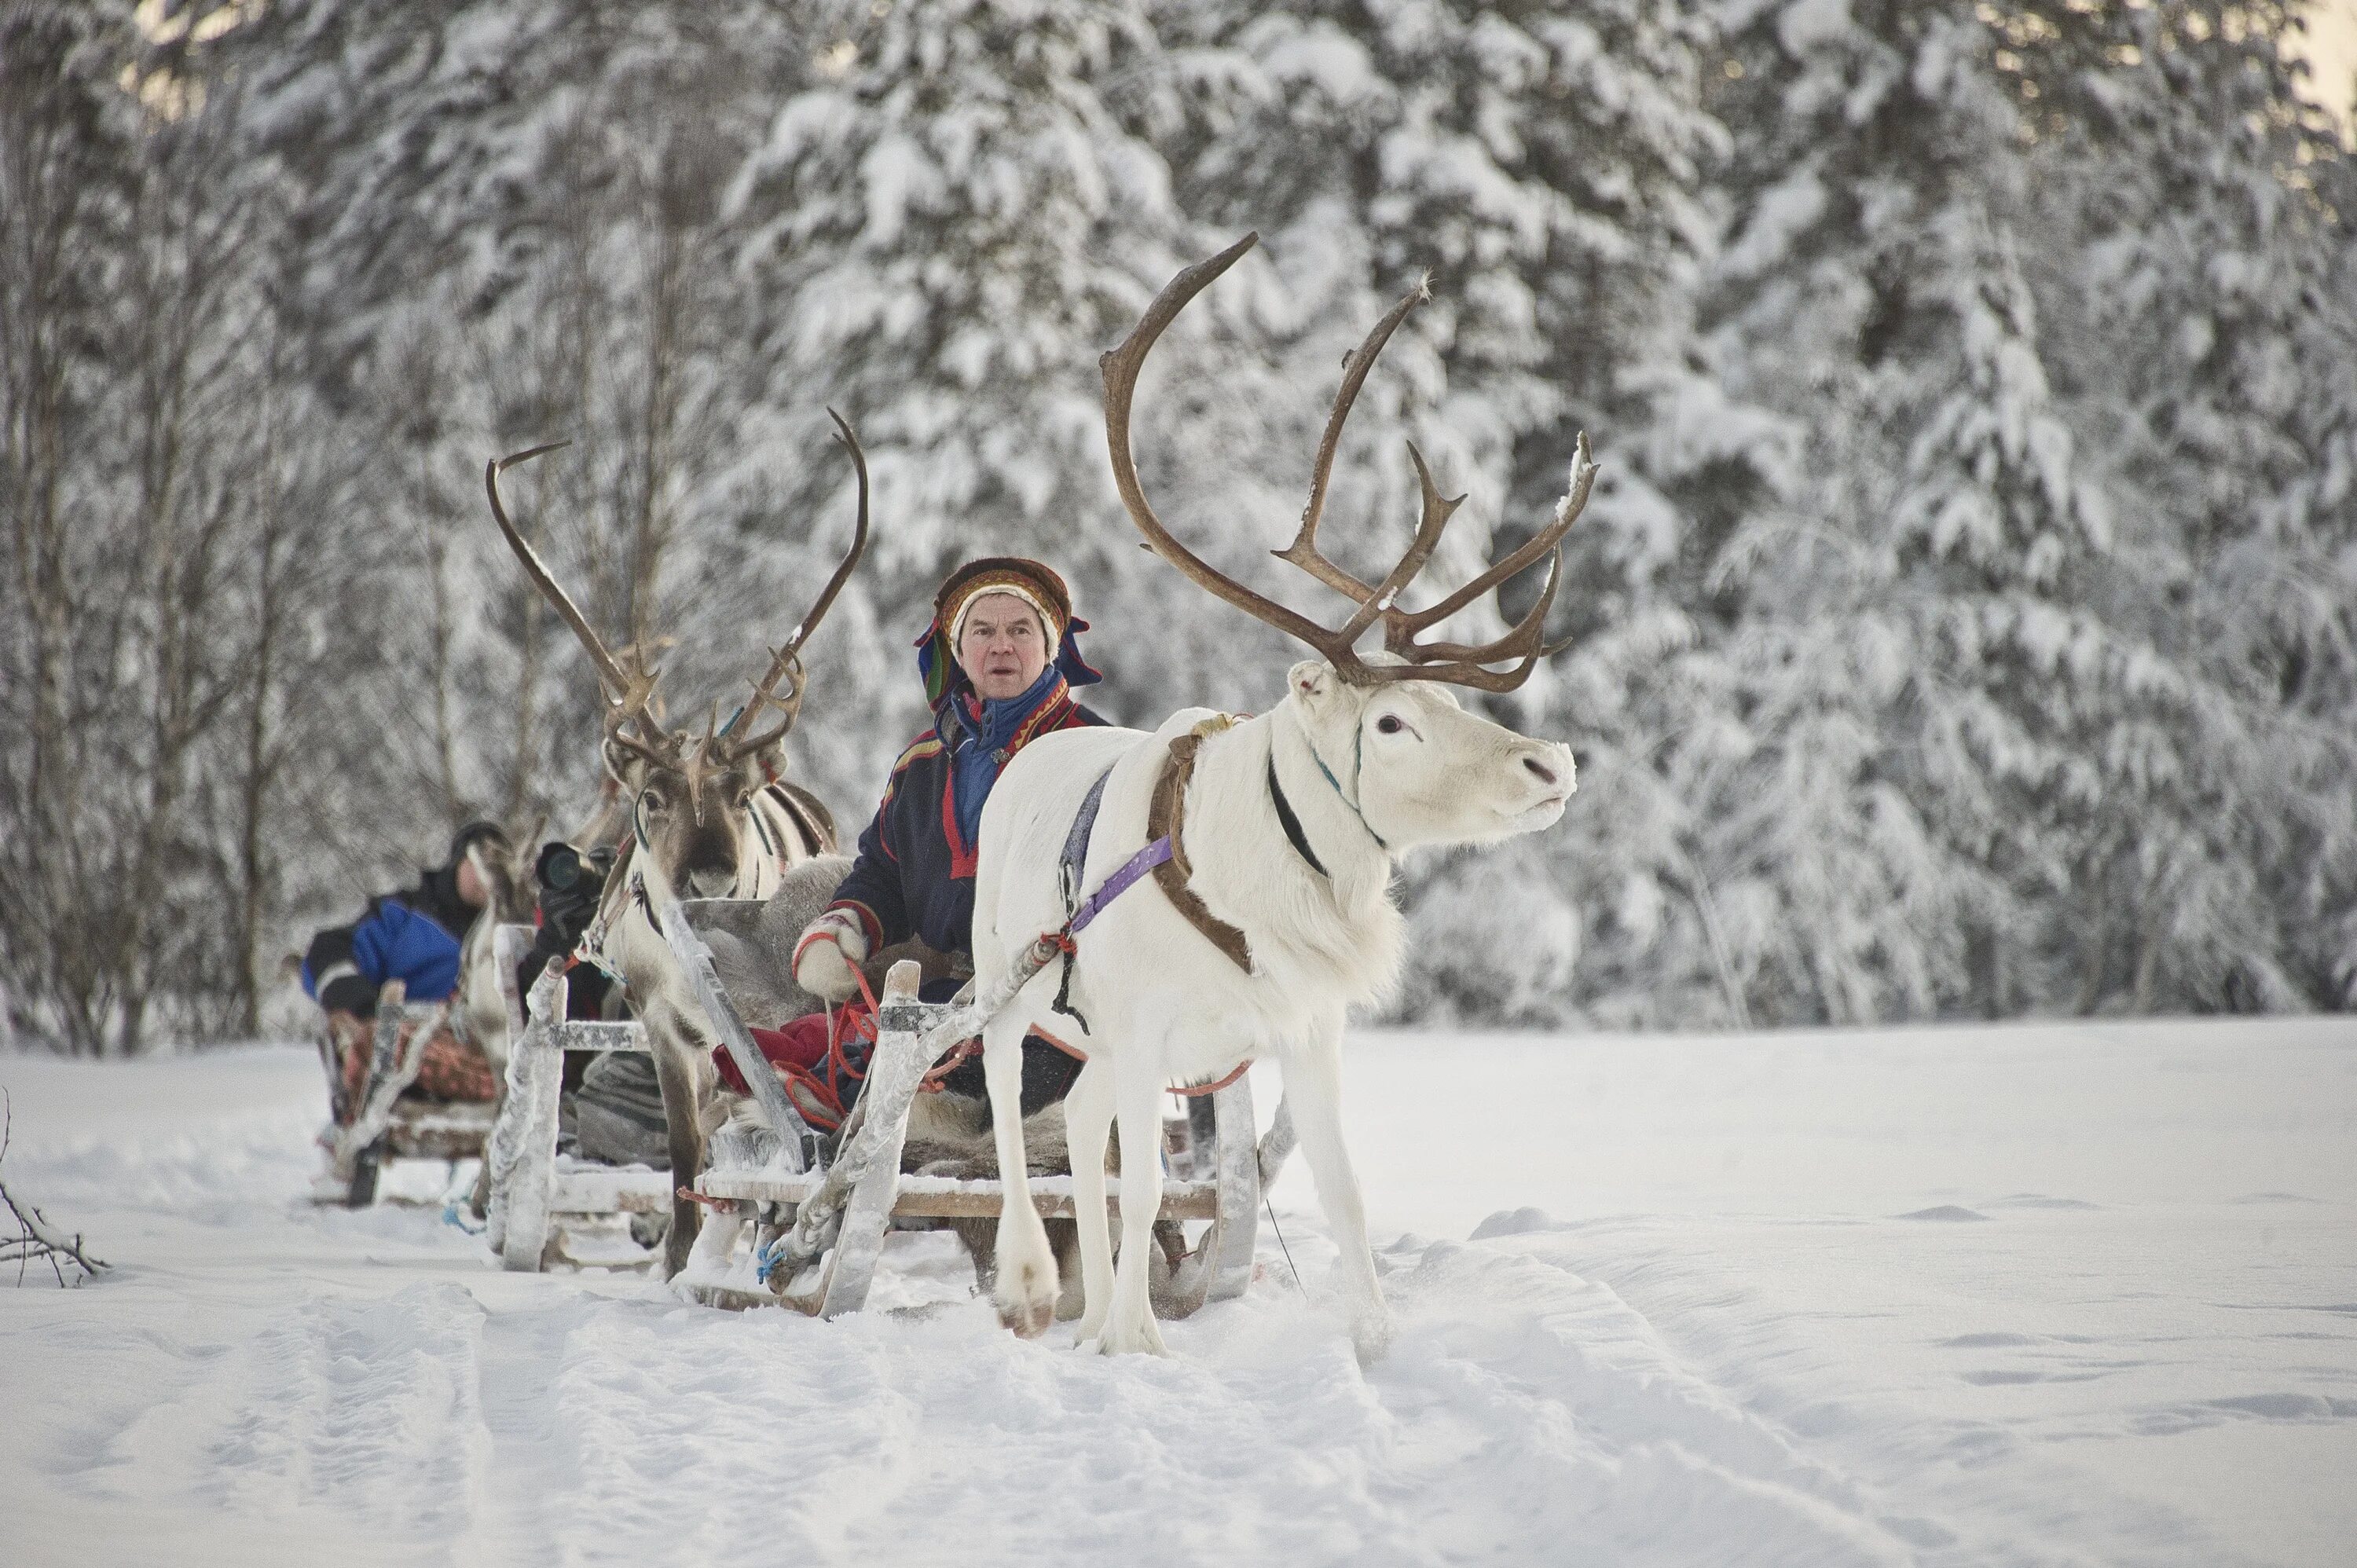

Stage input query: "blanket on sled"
[
  {"left": 713, "top": 994, "right": 1083, "bottom": 1134},
  {"left": 332, "top": 1021, "right": 499, "bottom": 1119}
]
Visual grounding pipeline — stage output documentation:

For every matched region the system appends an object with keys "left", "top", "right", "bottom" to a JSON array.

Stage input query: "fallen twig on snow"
[{"left": 1, "top": 1093, "right": 108, "bottom": 1287}]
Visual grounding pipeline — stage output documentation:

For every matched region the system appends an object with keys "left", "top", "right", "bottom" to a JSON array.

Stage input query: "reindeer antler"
[
  {"left": 716, "top": 409, "right": 870, "bottom": 764},
  {"left": 485, "top": 441, "right": 677, "bottom": 759},
  {"left": 1101, "top": 234, "right": 1599, "bottom": 692}
]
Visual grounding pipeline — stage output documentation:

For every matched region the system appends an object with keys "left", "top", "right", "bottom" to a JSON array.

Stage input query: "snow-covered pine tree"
[
  {"left": 713, "top": 0, "right": 1235, "bottom": 808},
  {"left": 2004, "top": 0, "right": 2357, "bottom": 1009},
  {"left": 1146, "top": 0, "right": 1754, "bottom": 1025},
  {"left": 1701, "top": 0, "right": 2136, "bottom": 1020}
]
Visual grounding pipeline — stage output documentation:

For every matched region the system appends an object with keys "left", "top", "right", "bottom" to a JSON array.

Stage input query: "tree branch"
[{"left": 0, "top": 1094, "right": 108, "bottom": 1286}]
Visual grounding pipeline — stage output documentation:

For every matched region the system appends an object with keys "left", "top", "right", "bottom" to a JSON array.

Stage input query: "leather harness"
[
  {"left": 1050, "top": 714, "right": 1343, "bottom": 1020},
  {"left": 1144, "top": 722, "right": 1255, "bottom": 973}
]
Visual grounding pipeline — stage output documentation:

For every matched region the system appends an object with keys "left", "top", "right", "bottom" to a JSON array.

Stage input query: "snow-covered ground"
[{"left": 2, "top": 1018, "right": 2352, "bottom": 1567}]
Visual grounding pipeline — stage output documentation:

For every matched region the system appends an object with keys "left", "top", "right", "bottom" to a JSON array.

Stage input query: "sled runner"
[
  {"left": 313, "top": 980, "right": 498, "bottom": 1208},
  {"left": 486, "top": 898, "right": 1289, "bottom": 1318}
]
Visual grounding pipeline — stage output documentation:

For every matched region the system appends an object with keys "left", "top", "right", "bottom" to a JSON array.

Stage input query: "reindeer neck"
[
  {"left": 610, "top": 834, "right": 674, "bottom": 921},
  {"left": 1263, "top": 705, "right": 1393, "bottom": 903},
  {"left": 1182, "top": 709, "right": 1395, "bottom": 943}
]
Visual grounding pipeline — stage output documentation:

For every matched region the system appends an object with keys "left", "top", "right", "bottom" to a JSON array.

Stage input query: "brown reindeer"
[{"left": 484, "top": 416, "right": 867, "bottom": 1276}]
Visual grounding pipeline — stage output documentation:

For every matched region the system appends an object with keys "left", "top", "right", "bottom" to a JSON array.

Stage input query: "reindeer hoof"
[
  {"left": 993, "top": 1227, "right": 1058, "bottom": 1337},
  {"left": 1091, "top": 1312, "right": 1169, "bottom": 1357},
  {"left": 995, "top": 1288, "right": 1056, "bottom": 1339},
  {"left": 992, "top": 1255, "right": 1058, "bottom": 1337},
  {"left": 1351, "top": 1308, "right": 1397, "bottom": 1365}
]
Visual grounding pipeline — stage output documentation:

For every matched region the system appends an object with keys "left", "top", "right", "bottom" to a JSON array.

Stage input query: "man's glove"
[{"left": 793, "top": 910, "right": 868, "bottom": 1003}]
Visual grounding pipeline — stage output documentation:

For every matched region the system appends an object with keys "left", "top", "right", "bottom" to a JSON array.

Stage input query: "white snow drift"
[{"left": 1, "top": 1017, "right": 2352, "bottom": 1566}]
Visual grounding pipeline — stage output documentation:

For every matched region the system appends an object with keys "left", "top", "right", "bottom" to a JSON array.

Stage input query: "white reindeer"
[
  {"left": 973, "top": 236, "right": 1591, "bottom": 1358},
  {"left": 484, "top": 421, "right": 866, "bottom": 1276}
]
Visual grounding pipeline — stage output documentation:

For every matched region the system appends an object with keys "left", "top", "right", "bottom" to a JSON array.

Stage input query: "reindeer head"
[
  {"left": 1102, "top": 234, "right": 1588, "bottom": 856},
  {"left": 601, "top": 705, "right": 802, "bottom": 901},
  {"left": 483, "top": 416, "right": 869, "bottom": 902},
  {"left": 1277, "top": 658, "right": 1573, "bottom": 853}
]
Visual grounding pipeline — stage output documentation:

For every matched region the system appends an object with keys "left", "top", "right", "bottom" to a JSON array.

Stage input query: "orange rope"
[{"left": 1169, "top": 1059, "right": 1252, "bottom": 1097}]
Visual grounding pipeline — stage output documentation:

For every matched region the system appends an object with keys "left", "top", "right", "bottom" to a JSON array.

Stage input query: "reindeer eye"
[
  {"left": 1376, "top": 715, "right": 1404, "bottom": 735},
  {"left": 641, "top": 789, "right": 665, "bottom": 811}
]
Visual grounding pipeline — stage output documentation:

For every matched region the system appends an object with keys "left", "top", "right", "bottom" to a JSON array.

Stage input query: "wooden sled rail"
[
  {"left": 695, "top": 1169, "right": 1223, "bottom": 1222},
  {"left": 485, "top": 907, "right": 1273, "bottom": 1323}
]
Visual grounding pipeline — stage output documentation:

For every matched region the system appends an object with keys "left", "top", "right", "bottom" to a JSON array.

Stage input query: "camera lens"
[{"left": 539, "top": 844, "right": 582, "bottom": 892}]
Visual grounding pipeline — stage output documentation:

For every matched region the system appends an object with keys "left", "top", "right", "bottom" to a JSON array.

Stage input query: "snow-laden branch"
[{"left": 1, "top": 1095, "right": 109, "bottom": 1288}]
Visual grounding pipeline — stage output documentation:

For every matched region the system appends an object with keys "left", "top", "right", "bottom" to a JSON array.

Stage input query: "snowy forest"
[{"left": 4, "top": 0, "right": 2354, "bottom": 1054}]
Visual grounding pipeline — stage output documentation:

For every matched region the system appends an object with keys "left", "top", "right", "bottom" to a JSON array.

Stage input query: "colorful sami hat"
[{"left": 915, "top": 555, "right": 1102, "bottom": 705}]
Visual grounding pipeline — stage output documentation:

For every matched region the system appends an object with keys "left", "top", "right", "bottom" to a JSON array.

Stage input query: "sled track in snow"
[{"left": 3, "top": 1033, "right": 2352, "bottom": 1566}]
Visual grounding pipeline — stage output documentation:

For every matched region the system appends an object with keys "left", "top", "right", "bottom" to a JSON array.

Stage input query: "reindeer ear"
[
  {"left": 600, "top": 737, "right": 636, "bottom": 785},
  {"left": 1288, "top": 660, "right": 1339, "bottom": 707},
  {"left": 740, "top": 737, "right": 784, "bottom": 785}
]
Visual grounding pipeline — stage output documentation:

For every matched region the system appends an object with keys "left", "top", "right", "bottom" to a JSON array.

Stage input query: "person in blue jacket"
[{"left": 302, "top": 820, "right": 509, "bottom": 1032}]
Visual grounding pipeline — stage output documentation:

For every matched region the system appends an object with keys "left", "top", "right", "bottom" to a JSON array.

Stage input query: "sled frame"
[
  {"left": 315, "top": 980, "right": 487, "bottom": 1207},
  {"left": 486, "top": 902, "right": 1291, "bottom": 1318},
  {"left": 676, "top": 906, "right": 1281, "bottom": 1321},
  {"left": 481, "top": 925, "right": 677, "bottom": 1270}
]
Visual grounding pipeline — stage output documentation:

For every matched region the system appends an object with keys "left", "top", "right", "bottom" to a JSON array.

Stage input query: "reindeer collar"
[
  {"left": 1303, "top": 729, "right": 1391, "bottom": 853},
  {"left": 1266, "top": 757, "right": 1330, "bottom": 879}
]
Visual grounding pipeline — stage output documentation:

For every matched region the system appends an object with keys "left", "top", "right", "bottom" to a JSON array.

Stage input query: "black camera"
[{"left": 536, "top": 841, "right": 613, "bottom": 896}]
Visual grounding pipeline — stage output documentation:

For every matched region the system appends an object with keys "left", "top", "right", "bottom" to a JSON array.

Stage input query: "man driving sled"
[{"left": 715, "top": 558, "right": 1105, "bottom": 1126}]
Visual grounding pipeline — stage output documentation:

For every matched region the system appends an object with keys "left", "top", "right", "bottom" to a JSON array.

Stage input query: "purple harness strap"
[
  {"left": 1047, "top": 762, "right": 1174, "bottom": 1031},
  {"left": 1069, "top": 836, "right": 1172, "bottom": 935},
  {"left": 1057, "top": 761, "right": 1171, "bottom": 937}
]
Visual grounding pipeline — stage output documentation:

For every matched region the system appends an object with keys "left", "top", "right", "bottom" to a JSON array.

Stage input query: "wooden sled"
[
  {"left": 480, "top": 924, "right": 673, "bottom": 1270},
  {"left": 486, "top": 898, "right": 1291, "bottom": 1320},
  {"left": 663, "top": 899, "right": 1289, "bottom": 1320},
  {"left": 313, "top": 980, "right": 497, "bottom": 1208}
]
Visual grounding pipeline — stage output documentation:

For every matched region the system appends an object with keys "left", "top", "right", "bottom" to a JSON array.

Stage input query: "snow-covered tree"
[
  {"left": 713, "top": 0, "right": 1246, "bottom": 806},
  {"left": 2007, "top": 0, "right": 2357, "bottom": 1008},
  {"left": 1146, "top": 0, "right": 1759, "bottom": 1024}
]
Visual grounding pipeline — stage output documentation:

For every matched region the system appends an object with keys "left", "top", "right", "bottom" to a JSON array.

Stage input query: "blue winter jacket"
[{"left": 302, "top": 866, "right": 475, "bottom": 1017}]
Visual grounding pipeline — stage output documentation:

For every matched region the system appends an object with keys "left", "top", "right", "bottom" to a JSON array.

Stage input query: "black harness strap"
[
  {"left": 1050, "top": 765, "right": 1118, "bottom": 1031},
  {"left": 1266, "top": 757, "right": 1329, "bottom": 880}
]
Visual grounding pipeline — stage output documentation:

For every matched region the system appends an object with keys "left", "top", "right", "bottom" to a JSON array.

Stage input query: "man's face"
[
  {"left": 957, "top": 592, "right": 1050, "bottom": 702},
  {"left": 455, "top": 852, "right": 489, "bottom": 909}
]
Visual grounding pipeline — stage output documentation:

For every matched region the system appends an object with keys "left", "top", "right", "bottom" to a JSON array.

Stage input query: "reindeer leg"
[
  {"left": 1283, "top": 1012, "right": 1393, "bottom": 1362},
  {"left": 1096, "top": 1043, "right": 1170, "bottom": 1356},
  {"left": 649, "top": 1020, "right": 706, "bottom": 1280},
  {"left": 1062, "top": 1058, "right": 1116, "bottom": 1342},
  {"left": 985, "top": 1009, "right": 1057, "bottom": 1336},
  {"left": 467, "top": 1052, "right": 508, "bottom": 1220}
]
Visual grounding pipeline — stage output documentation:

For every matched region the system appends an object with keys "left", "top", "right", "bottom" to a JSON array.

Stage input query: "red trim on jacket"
[{"left": 941, "top": 772, "right": 978, "bottom": 879}]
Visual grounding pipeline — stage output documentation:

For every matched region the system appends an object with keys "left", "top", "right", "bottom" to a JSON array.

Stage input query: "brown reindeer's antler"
[
  {"left": 1101, "top": 233, "right": 1599, "bottom": 692},
  {"left": 485, "top": 442, "right": 680, "bottom": 763},
  {"left": 715, "top": 410, "right": 870, "bottom": 764}
]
